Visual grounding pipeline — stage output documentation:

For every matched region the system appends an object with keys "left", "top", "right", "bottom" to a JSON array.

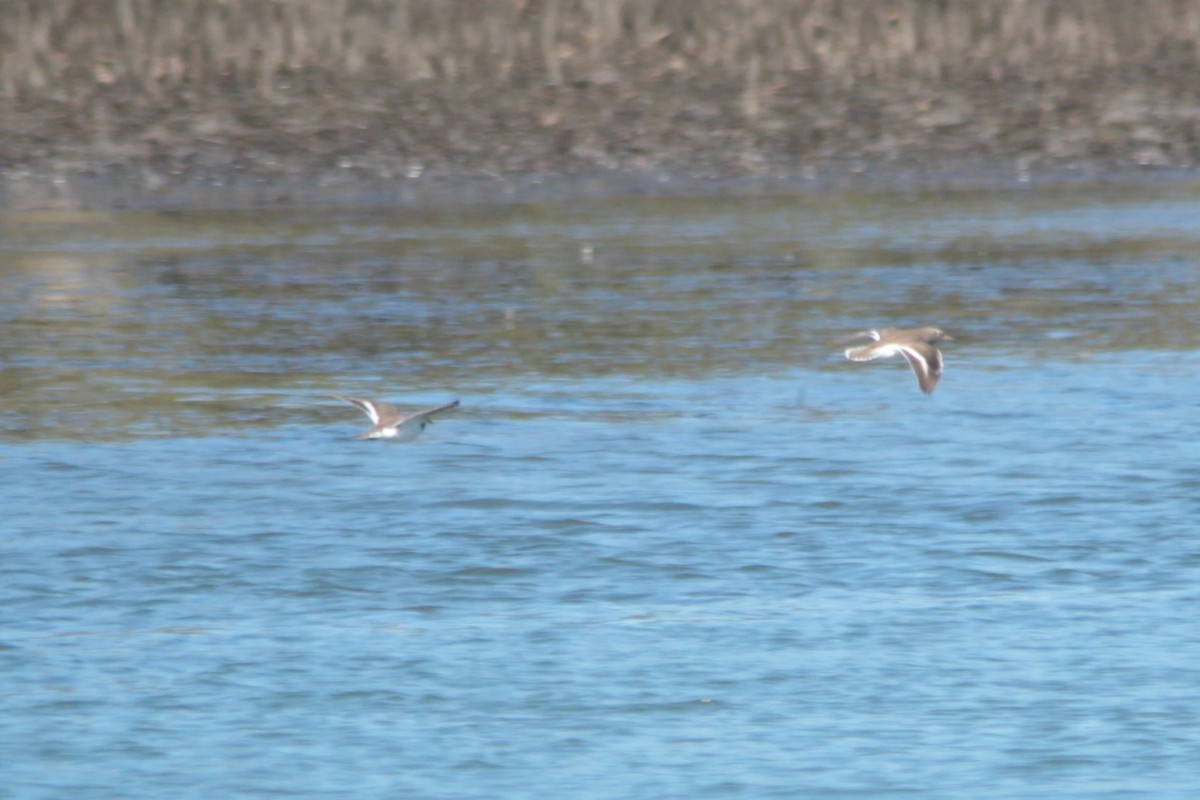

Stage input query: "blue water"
[{"left": 3, "top": 182, "right": 1200, "bottom": 798}]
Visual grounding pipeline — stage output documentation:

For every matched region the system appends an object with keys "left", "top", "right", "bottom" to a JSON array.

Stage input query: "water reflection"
[{"left": 2, "top": 181, "right": 1199, "bottom": 440}]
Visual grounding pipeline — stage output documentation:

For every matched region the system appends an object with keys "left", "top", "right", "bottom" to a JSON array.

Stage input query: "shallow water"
[{"left": 3, "top": 180, "right": 1200, "bottom": 798}]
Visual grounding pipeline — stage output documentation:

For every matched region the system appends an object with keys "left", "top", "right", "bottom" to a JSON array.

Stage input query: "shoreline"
[
  {"left": 4, "top": 155, "right": 1198, "bottom": 213},
  {"left": 4, "top": 1, "right": 1199, "bottom": 209}
]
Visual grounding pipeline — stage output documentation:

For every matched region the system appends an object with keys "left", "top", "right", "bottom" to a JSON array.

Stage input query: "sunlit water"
[{"left": 3, "top": 181, "right": 1200, "bottom": 798}]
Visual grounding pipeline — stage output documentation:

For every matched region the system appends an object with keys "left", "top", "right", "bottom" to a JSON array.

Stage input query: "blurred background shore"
[{"left": 3, "top": 0, "right": 1199, "bottom": 205}]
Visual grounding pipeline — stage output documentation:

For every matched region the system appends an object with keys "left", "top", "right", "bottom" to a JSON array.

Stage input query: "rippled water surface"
[{"left": 3, "top": 181, "right": 1200, "bottom": 798}]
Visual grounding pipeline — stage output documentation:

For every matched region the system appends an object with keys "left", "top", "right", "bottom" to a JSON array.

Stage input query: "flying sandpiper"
[
  {"left": 331, "top": 395, "right": 460, "bottom": 441},
  {"left": 843, "top": 327, "right": 953, "bottom": 395}
]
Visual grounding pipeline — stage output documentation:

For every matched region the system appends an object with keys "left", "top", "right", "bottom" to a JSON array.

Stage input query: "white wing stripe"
[{"left": 360, "top": 400, "right": 381, "bottom": 424}]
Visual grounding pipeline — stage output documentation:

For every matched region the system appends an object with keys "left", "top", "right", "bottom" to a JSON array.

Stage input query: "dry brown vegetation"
[{"left": 2, "top": 0, "right": 1199, "bottom": 182}]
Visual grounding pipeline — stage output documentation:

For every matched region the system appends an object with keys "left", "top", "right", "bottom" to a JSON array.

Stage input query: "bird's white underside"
[
  {"left": 369, "top": 419, "right": 424, "bottom": 441},
  {"left": 844, "top": 342, "right": 901, "bottom": 361}
]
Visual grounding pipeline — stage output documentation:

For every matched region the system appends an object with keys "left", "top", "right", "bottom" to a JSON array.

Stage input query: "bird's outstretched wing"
[
  {"left": 897, "top": 344, "right": 942, "bottom": 394},
  {"left": 403, "top": 399, "right": 461, "bottom": 426},
  {"left": 331, "top": 395, "right": 397, "bottom": 424}
]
